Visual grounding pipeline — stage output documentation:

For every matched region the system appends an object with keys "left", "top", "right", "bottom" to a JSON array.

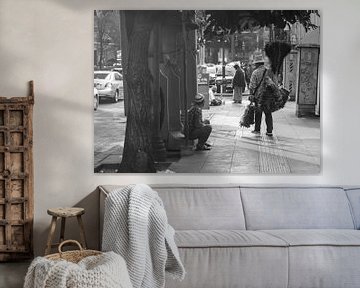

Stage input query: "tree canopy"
[{"left": 203, "top": 10, "right": 319, "bottom": 39}]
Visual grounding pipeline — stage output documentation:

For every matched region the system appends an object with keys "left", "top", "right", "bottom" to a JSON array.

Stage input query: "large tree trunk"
[{"left": 119, "top": 11, "right": 157, "bottom": 173}]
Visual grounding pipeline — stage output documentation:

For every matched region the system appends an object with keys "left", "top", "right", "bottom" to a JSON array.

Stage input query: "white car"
[
  {"left": 94, "top": 71, "right": 124, "bottom": 103},
  {"left": 204, "top": 63, "right": 216, "bottom": 74},
  {"left": 205, "top": 64, "right": 217, "bottom": 85},
  {"left": 94, "top": 87, "right": 99, "bottom": 111}
]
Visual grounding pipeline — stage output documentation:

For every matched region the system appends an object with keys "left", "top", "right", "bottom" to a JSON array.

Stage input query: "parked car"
[
  {"left": 94, "top": 71, "right": 124, "bottom": 103},
  {"left": 94, "top": 87, "right": 99, "bottom": 111},
  {"left": 209, "top": 74, "right": 216, "bottom": 86},
  {"left": 205, "top": 64, "right": 217, "bottom": 86},
  {"left": 112, "top": 67, "right": 123, "bottom": 74},
  {"left": 197, "top": 63, "right": 217, "bottom": 86},
  {"left": 205, "top": 63, "right": 217, "bottom": 75},
  {"left": 227, "top": 61, "right": 241, "bottom": 68},
  {"left": 112, "top": 64, "right": 123, "bottom": 74}
]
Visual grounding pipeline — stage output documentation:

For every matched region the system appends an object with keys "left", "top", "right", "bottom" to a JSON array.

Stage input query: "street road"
[
  {"left": 94, "top": 99, "right": 126, "bottom": 170},
  {"left": 93, "top": 96, "right": 320, "bottom": 174}
]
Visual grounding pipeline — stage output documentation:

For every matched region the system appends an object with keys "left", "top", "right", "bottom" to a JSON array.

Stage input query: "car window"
[
  {"left": 94, "top": 73, "right": 110, "bottom": 80},
  {"left": 114, "top": 73, "right": 122, "bottom": 81}
]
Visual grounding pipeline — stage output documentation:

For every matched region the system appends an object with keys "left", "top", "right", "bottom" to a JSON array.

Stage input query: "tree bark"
[{"left": 119, "top": 11, "right": 157, "bottom": 172}]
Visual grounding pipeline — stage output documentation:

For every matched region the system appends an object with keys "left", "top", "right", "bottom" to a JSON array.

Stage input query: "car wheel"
[
  {"left": 114, "top": 90, "right": 119, "bottom": 103},
  {"left": 94, "top": 95, "right": 99, "bottom": 111}
]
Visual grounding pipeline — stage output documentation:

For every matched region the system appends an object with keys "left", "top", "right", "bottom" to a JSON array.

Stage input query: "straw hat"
[
  {"left": 253, "top": 52, "right": 265, "bottom": 64},
  {"left": 194, "top": 94, "right": 205, "bottom": 103}
]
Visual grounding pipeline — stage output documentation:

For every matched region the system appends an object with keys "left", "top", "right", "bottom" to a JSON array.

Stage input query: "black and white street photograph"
[{"left": 94, "top": 10, "right": 321, "bottom": 174}]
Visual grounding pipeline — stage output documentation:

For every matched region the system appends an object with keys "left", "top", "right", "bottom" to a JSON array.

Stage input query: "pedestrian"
[
  {"left": 232, "top": 64, "right": 246, "bottom": 104},
  {"left": 248, "top": 53, "right": 275, "bottom": 136},
  {"left": 187, "top": 94, "right": 212, "bottom": 151},
  {"left": 209, "top": 86, "right": 222, "bottom": 106},
  {"left": 249, "top": 42, "right": 291, "bottom": 137}
]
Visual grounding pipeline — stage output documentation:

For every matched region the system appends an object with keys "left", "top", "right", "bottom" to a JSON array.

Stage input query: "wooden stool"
[{"left": 45, "top": 207, "right": 87, "bottom": 255}]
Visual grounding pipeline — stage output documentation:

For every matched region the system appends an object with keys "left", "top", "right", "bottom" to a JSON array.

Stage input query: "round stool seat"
[{"left": 47, "top": 207, "right": 85, "bottom": 218}]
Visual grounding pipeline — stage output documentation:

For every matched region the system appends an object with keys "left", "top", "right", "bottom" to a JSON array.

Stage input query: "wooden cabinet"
[{"left": 0, "top": 82, "right": 34, "bottom": 261}]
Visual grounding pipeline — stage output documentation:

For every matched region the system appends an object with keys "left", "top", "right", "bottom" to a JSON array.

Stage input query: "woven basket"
[{"left": 45, "top": 240, "right": 102, "bottom": 263}]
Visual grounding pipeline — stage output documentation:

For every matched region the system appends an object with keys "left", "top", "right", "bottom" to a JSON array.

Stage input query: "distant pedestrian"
[
  {"left": 187, "top": 94, "right": 212, "bottom": 151},
  {"left": 232, "top": 64, "right": 246, "bottom": 104}
]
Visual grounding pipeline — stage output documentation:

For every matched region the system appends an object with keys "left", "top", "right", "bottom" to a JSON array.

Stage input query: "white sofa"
[{"left": 99, "top": 185, "right": 360, "bottom": 288}]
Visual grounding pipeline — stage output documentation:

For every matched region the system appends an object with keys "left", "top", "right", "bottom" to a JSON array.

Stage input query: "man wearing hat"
[
  {"left": 232, "top": 63, "right": 246, "bottom": 104},
  {"left": 249, "top": 52, "right": 273, "bottom": 136},
  {"left": 186, "top": 94, "right": 212, "bottom": 151}
]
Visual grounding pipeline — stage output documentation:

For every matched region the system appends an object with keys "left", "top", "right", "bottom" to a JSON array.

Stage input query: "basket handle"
[{"left": 58, "top": 240, "right": 83, "bottom": 255}]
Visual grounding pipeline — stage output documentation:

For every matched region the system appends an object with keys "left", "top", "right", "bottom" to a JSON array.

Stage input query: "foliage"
[
  {"left": 203, "top": 10, "right": 319, "bottom": 39},
  {"left": 94, "top": 10, "right": 121, "bottom": 67}
]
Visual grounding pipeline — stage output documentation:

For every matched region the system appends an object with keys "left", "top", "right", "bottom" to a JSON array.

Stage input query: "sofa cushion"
[
  {"left": 165, "top": 246, "right": 289, "bottom": 288},
  {"left": 345, "top": 188, "right": 360, "bottom": 229},
  {"left": 175, "top": 230, "right": 288, "bottom": 248},
  {"left": 262, "top": 229, "right": 360, "bottom": 246},
  {"left": 100, "top": 185, "right": 246, "bottom": 230},
  {"left": 261, "top": 230, "right": 360, "bottom": 288},
  {"left": 241, "top": 187, "right": 355, "bottom": 230},
  {"left": 154, "top": 187, "right": 246, "bottom": 230},
  {"left": 287, "top": 246, "right": 360, "bottom": 288}
]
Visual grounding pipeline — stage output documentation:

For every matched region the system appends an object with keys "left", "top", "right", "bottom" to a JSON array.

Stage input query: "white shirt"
[{"left": 209, "top": 88, "right": 215, "bottom": 101}]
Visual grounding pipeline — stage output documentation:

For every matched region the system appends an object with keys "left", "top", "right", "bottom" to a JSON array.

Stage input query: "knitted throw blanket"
[
  {"left": 102, "top": 184, "right": 185, "bottom": 288},
  {"left": 24, "top": 251, "right": 133, "bottom": 288}
]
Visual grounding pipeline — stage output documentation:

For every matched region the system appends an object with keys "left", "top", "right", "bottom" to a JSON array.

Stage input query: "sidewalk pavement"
[
  {"left": 94, "top": 96, "right": 320, "bottom": 174},
  {"left": 168, "top": 97, "right": 320, "bottom": 174}
]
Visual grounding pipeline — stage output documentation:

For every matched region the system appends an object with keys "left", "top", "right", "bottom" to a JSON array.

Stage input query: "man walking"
[
  {"left": 249, "top": 42, "right": 291, "bottom": 137},
  {"left": 232, "top": 64, "right": 246, "bottom": 104},
  {"left": 249, "top": 53, "right": 273, "bottom": 136}
]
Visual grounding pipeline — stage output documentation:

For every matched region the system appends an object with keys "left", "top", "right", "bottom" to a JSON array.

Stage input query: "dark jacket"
[
  {"left": 232, "top": 69, "right": 246, "bottom": 88},
  {"left": 249, "top": 66, "right": 281, "bottom": 113}
]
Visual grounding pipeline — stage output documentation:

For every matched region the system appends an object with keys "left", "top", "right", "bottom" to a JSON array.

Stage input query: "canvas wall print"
[{"left": 94, "top": 10, "right": 321, "bottom": 174}]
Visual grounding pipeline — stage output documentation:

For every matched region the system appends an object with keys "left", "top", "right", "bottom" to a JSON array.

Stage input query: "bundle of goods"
[{"left": 240, "top": 103, "right": 256, "bottom": 128}]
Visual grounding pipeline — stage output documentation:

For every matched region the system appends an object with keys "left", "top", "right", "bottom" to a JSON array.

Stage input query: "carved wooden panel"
[
  {"left": 0, "top": 81, "right": 34, "bottom": 261},
  {"left": 297, "top": 47, "right": 320, "bottom": 105}
]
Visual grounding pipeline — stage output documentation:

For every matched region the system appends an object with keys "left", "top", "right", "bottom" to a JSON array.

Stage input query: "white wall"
[{"left": 0, "top": 0, "right": 359, "bottom": 256}]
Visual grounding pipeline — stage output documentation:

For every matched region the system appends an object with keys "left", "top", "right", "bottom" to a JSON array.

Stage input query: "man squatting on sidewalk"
[{"left": 186, "top": 94, "right": 212, "bottom": 151}]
